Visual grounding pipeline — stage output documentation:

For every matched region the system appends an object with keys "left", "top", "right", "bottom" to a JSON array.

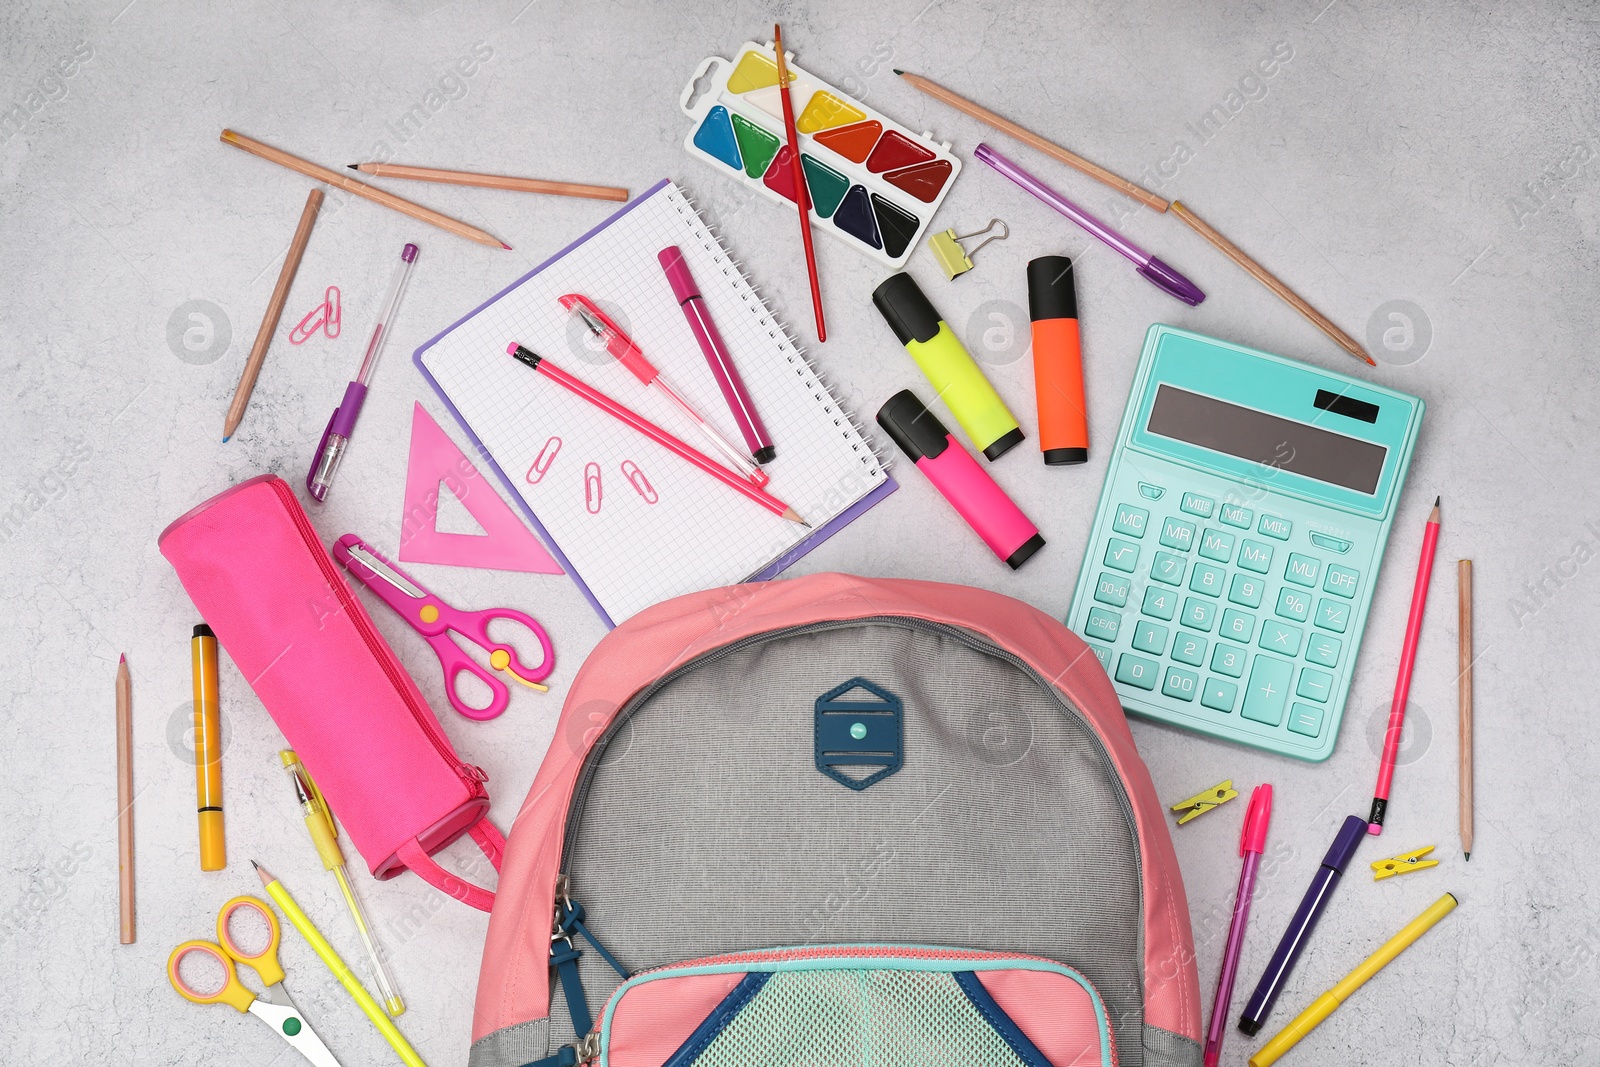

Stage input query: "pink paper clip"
[
  {"left": 584, "top": 462, "right": 603, "bottom": 514},
  {"left": 289, "top": 300, "right": 327, "bottom": 344},
  {"left": 621, "top": 460, "right": 658, "bottom": 504},
  {"left": 526, "top": 436, "right": 562, "bottom": 484},
  {"left": 323, "top": 286, "right": 341, "bottom": 338}
]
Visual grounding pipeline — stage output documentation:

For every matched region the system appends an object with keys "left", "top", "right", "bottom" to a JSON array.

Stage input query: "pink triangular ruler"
[{"left": 399, "top": 402, "right": 564, "bottom": 574}]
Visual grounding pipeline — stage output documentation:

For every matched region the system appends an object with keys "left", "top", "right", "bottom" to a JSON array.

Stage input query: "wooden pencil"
[
  {"left": 1170, "top": 201, "right": 1376, "bottom": 367},
  {"left": 348, "top": 162, "right": 629, "bottom": 202},
  {"left": 895, "top": 69, "right": 1170, "bottom": 212},
  {"left": 774, "top": 25, "right": 827, "bottom": 342},
  {"left": 223, "top": 187, "right": 323, "bottom": 441},
  {"left": 219, "top": 130, "right": 510, "bottom": 250},
  {"left": 116, "top": 654, "right": 134, "bottom": 944},
  {"left": 1459, "top": 559, "right": 1474, "bottom": 861}
]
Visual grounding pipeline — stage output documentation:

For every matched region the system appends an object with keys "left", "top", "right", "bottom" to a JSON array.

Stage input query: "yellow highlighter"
[
  {"left": 281, "top": 751, "right": 405, "bottom": 1017},
  {"left": 192, "top": 624, "right": 226, "bottom": 871},
  {"left": 1249, "top": 892, "right": 1458, "bottom": 1067}
]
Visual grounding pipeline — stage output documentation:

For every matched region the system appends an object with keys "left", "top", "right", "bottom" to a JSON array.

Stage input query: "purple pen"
[
  {"left": 974, "top": 143, "right": 1206, "bottom": 306},
  {"left": 1204, "top": 784, "right": 1273, "bottom": 1067},
  {"left": 308, "top": 243, "right": 418, "bottom": 502}
]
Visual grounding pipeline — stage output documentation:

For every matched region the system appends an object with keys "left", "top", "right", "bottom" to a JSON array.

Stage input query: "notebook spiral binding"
[{"left": 675, "top": 187, "right": 893, "bottom": 473}]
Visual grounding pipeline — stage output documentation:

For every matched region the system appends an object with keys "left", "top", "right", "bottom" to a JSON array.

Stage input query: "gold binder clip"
[
  {"left": 1169, "top": 779, "right": 1239, "bottom": 825},
  {"left": 928, "top": 218, "right": 1009, "bottom": 279},
  {"left": 1371, "top": 845, "right": 1439, "bottom": 880}
]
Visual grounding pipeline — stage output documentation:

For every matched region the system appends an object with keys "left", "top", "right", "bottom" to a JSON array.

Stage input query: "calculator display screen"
[{"left": 1147, "top": 385, "right": 1387, "bottom": 494}]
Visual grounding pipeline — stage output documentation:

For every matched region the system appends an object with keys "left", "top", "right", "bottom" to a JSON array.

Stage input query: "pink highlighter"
[{"left": 877, "top": 390, "right": 1045, "bottom": 570}]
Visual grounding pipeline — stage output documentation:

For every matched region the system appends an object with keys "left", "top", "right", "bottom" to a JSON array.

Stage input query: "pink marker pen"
[{"left": 876, "top": 390, "right": 1045, "bottom": 569}]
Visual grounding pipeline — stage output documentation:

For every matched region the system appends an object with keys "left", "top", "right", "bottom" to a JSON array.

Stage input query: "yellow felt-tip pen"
[
  {"left": 254, "top": 862, "right": 428, "bottom": 1067},
  {"left": 192, "top": 624, "right": 226, "bottom": 871},
  {"left": 281, "top": 751, "right": 405, "bottom": 1017},
  {"left": 1249, "top": 893, "right": 1458, "bottom": 1067}
]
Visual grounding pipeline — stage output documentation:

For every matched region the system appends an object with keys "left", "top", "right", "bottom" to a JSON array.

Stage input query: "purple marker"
[
  {"left": 308, "top": 243, "right": 418, "bottom": 502},
  {"left": 974, "top": 143, "right": 1206, "bottom": 306},
  {"left": 1204, "top": 784, "right": 1273, "bottom": 1067}
]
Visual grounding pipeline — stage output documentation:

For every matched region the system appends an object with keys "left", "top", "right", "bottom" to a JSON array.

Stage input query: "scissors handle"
[
  {"left": 436, "top": 606, "right": 555, "bottom": 720},
  {"left": 216, "top": 895, "right": 286, "bottom": 986},
  {"left": 439, "top": 649, "right": 514, "bottom": 721},
  {"left": 168, "top": 940, "right": 255, "bottom": 1012}
]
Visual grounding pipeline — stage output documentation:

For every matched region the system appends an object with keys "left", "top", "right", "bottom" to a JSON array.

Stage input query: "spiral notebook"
[{"left": 414, "top": 179, "right": 895, "bottom": 626}]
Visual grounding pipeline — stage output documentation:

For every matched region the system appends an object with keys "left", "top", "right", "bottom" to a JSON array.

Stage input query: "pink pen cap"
[{"left": 1240, "top": 784, "right": 1274, "bottom": 855}]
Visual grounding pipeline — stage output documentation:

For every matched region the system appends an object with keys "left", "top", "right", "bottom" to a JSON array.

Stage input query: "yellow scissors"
[{"left": 167, "top": 895, "right": 342, "bottom": 1066}]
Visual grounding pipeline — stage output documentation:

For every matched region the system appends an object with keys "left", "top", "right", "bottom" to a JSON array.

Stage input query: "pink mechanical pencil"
[{"left": 1204, "top": 784, "right": 1273, "bottom": 1067}]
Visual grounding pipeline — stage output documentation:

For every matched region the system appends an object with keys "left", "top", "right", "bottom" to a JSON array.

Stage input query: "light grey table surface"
[{"left": 4, "top": 1, "right": 1596, "bottom": 1064}]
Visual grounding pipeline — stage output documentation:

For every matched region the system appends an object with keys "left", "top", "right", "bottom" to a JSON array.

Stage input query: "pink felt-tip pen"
[
  {"left": 560, "top": 293, "right": 768, "bottom": 486},
  {"left": 308, "top": 243, "right": 418, "bottom": 502},
  {"left": 658, "top": 246, "right": 775, "bottom": 464},
  {"left": 1204, "top": 784, "right": 1273, "bottom": 1067}
]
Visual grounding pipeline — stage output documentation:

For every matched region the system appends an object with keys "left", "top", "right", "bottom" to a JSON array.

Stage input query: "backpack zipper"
[{"left": 268, "top": 477, "right": 485, "bottom": 794}]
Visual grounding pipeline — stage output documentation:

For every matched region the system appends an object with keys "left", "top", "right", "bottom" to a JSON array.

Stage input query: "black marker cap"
[
  {"left": 1044, "top": 447, "right": 1088, "bottom": 465},
  {"left": 193, "top": 623, "right": 214, "bottom": 639},
  {"left": 875, "top": 390, "right": 951, "bottom": 462},
  {"left": 983, "top": 427, "right": 1025, "bottom": 461},
  {"left": 1005, "top": 532, "right": 1046, "bottom": 570},
  {"left": 872, "top": 273, "right": 943, "bottom": 345},
  {"left": 1027, "top": 256, "right": 1078, "bottom": 321},
  {"left": 753, "top": 445, "right": 777, "bottom": 464}
]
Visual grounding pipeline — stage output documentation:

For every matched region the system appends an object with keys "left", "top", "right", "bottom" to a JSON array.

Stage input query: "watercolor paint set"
[{"left": 679, "top": 42, "right": 962, "bottom": 268}]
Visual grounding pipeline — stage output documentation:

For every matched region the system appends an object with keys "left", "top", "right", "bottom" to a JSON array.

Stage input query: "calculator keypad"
[{"left": 1081, "top": 485, "right": 1364, "bottom": 752}]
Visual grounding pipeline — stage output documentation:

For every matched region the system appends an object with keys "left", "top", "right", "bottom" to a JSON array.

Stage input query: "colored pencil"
[
  {"left": 1368, "top": 497, "right": 1442, "bottom": 835},
  {"left": 1458, "top": 559, "right": 1474, "bottom": 861},
  {"left": 773, "top": 27, "right": 827, "bottom": 343},
  {"left": 1170, "top": 202, "right": 1375, "bottom": 367},
  {"left": 507, "top": 344, "right": 808, "bottom": 526},
  {"left": 116, "top": 654, "right": 134, "bottom": 944},
  {"left": 347, "top": 162, "right": 628, "bottom": 202},
  {"left": 219, "top": 130, "right": 510, "bottom": 250},
  {"left": 224, "top": 187, "right": 323, "bottom": 442}
]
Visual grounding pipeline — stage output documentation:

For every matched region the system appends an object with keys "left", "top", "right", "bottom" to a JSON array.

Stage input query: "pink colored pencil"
[{"left": 1368, "top": 497, "right": 1441, "bottom": 834}]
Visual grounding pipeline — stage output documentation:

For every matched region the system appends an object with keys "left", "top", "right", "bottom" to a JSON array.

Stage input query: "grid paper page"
[{"left": 418, "top": 182, "right": 887, "bottom": 624}]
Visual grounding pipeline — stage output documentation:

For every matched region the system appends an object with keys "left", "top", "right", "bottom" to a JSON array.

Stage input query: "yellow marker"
[
  {"left": 1249, "top": 893, "right": 1458, "bottom": 1067},
  {"left": 281, "top": 751, "right": 406, "bottom": 1017},
  {"left": 255, "top": 862, "right": 429, "bottom": 1067},
  {"left": 192, "top": 624, "right": 226, "bottom": 871}
]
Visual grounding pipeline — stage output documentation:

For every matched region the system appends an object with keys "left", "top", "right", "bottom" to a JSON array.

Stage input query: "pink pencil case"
[{"left": 159, "top": 473, "right": 503, "bottom": 911}]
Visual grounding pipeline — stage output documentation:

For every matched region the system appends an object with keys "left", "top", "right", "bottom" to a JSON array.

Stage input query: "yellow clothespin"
[
  {"left": 928, "top": 218, "right": 1009, "bottom": 279},
  {"left": 1371, "top": 845, "right": 1439, "bottom": 880},
  {"left": 1169, "top": 779, "right": 1239, "bottom": 825}
]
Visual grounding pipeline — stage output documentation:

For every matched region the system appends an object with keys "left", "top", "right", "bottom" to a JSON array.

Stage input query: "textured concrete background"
[{"left": 3, "top": 1, "right": 1597, "bottom": 1064}]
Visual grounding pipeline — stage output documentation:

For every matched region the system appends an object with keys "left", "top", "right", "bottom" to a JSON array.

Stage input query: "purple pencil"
[{"left": 1204, "top": 784, "right": 1273, "bottom": 1067}]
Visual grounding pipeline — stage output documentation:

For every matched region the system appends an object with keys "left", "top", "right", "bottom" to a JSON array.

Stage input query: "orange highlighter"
[
  {"left": 1028, "top": 255, "right": 1089, "bottom": 465},
  {"left": 191, "top": 624, "right": 226, "bottom": 871}
]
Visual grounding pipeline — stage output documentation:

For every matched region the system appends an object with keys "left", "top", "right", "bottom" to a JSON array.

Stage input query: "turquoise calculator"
[{"left": 1067, "top": 326, "right": 1424, "bottom": 760}]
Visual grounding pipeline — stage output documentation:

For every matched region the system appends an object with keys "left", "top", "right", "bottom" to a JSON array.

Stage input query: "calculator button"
[
  {"left": 1142, "top": 587, "right": 1178, "bottom": 621},
  {"left": 1188, "top": 563, "right": 1225, "bottom": 598},
  {"left": 1242, "top": 656, "right": 1294, "bottom": 726},
  {"left": 1296, "top": 667, "right": 1334, "bottom": 703},
  {"left": 1285, "top": 553, "right": 1321, "bottom": 587},
  {"left": 1275, "top": 587, "right": 1311, "bottom": 623},
  {"left": 1172, "top": 632, "right": 1207, "bottom": 667},
  {"left": 1211, "top": 643, "right": 1247, "bottom": 677},
  {"left": 1132, "top": 620, "right": 1169, "bottom": 655},
  {"left": 1180, "top": 492, "right": 1215, "bottom": 518},
  {"left": 1237, "top": 540, "right": 1273, "bottom": 574},
  {"left": 1258, "top": 514, "right": 1292, "bottom": 540},
  {"left": 1199, "top": 528, "right": 1235, "bottom": 562},
  {"left": 1113, "top": 504, "right": 1150, "bottom": 538},
  {"left": 1094, "top": 572, "right": 1131, "bottom": 607},
  {"left": 1220, "top": 504, "right": 1253, "bottom": 529},
  {"left": 1201, "top": 677, "right": 1239, "bottom": 712},
  {"left": 1162, "top": 666, "right": 1199, "bottom": 702},
  {"left": 1323, "top": 565, "right": 1359, "bottom": 598},
  {"left": 1151, "top": 552, "right": 1187, "bottom": 585},
  {"left": 1305, "top": 633, "right": 1342, "bottom": 668},
  {"left": 1104, "top": 538, "right": 1140, "bottom": 573},
  {"left": 1287, "top": 702, "right": 1325, "bottom": 738},
  {"left": 1182, "top": 597, "right": 1217, "bottom": 632},
  {"left": 1159, "top": 518, "right": 1196, "bottom": 552},
  {"left": 1116, "top": 653, "right": 1159, "bottom": 690},
  {"left": 1259, "top": 621, "right": 1303, "bottom": 657},
  {"left": 1315, "top": 599, "right": 1350, "bottom": 633},
  {"left": 1228, "top": 574, "right": 1265, "bottom": 608},
  {"left": 1085, "top": 608, "right": 1122, "bottom": 642},
  {"left": 1138, "top": 483, "right": 1166, "bottom": 501},
  {"left": 1088, "top": 644, "right": 1113, "bottom": 672},
  {"left": 1220, "top": 609, "right": 1255, "bottom": 643},
  {"left": 1309, "top": 532, "right": 1352, "bottom": 554}
]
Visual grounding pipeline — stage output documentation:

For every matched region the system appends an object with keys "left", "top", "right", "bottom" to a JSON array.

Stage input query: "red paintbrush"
[{"left": 773, "top": 25, "right": 826, "bottom": 342}]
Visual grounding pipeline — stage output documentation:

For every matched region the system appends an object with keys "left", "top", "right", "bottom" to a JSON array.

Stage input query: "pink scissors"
[{"left": 333, "top": 534, "right": 554, "bottom": 720}]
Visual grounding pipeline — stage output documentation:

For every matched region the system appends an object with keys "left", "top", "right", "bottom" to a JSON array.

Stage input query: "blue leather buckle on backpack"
[{"left": 814, "top": 678, "right": 903, "bottom": 791}]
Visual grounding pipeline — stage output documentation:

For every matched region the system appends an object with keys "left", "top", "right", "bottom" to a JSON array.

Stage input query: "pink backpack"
[{"left": 472, "top": 574, "right": 1200, "bottom": 1067}]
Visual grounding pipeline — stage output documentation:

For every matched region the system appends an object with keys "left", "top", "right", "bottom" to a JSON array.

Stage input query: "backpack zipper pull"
[{"left": 575, "top": 1032, "right": 601, "bottom": 1063}]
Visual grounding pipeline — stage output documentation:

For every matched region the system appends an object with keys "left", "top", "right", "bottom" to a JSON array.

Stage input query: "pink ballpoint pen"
[{"left": 1204, "top": 784, "right": 1273, "bottom": 1067}]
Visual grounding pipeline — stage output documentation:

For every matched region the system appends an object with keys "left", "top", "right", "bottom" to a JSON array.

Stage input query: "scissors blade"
[
  {"left": 249, "top": 999, "right": 344, "bottom": 1067},
  {"left": 346, "top": 543, "right": 427, "bottom": 599}
]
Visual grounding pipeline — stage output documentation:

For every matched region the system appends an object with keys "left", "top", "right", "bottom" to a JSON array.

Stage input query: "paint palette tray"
[{"left": 680, "top": 42, "right": 962, "bottom": 268}]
